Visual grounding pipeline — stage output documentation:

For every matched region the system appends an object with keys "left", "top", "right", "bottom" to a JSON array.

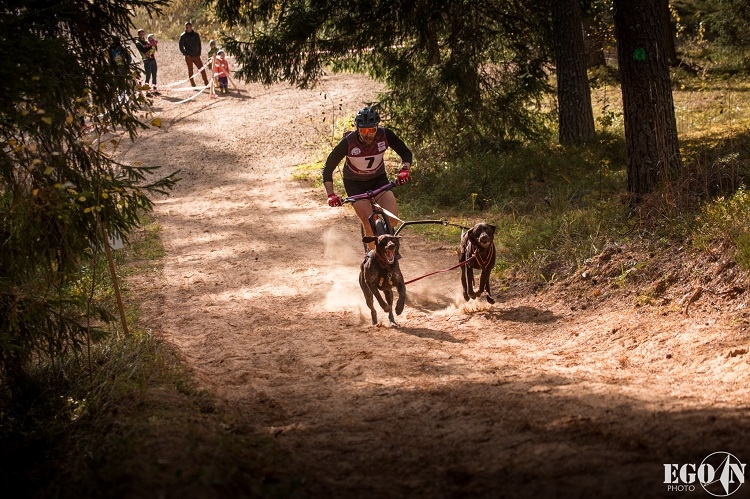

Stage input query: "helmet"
[{"left": 355, "top": 107, "right": 380, "bottom": 128}]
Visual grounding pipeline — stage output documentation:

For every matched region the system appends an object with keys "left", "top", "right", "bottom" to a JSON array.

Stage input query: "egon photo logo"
[{"left": 665, "top": 452, "right": 746, "bottom": 496}]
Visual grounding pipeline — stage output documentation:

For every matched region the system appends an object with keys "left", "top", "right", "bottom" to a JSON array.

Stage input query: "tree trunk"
[
  {"left": 613, "top": 0, "right": 683, "bottom": 194},
  {"left": 553, "top": 0, "right": 596, "bottom": 145},
  {"left": 659, "top": 0, "right": 679, "bottom": 66}
]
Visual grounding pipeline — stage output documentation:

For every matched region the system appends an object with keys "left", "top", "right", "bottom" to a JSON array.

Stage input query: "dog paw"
[
  {"left": 463, "top": 292, "right": 470, "bottom": 301},
  {"left": 486, "top": 295, "right": 495, "bottom": 305},
  {"left": 468, "top": 291, "right": 477, "bottom": 299},
  {"left": 395, "top": 303, "right": 404, "bottom": 315}
]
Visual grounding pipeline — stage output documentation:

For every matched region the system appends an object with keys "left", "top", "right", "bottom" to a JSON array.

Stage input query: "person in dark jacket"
[
  {"left": 178, "top": 22, "right": 208, "bottom": 87},
  {"left": 323, "top": 107, "right": 413, "bottom": 251},
  {"left": 135, "top": 29, "right": 158, "bottom": 94}
]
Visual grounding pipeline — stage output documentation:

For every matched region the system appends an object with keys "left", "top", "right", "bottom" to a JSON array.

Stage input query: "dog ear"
[
  {"left": 362, "top": 236, "right": 377, "bottom": 243},
  {"left": 487, "top": 224, "right": 496, "bottom": 235}
]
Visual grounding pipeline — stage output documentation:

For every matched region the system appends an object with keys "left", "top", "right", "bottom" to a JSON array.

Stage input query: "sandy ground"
[{"left": 120, "top": 41, "right": 750, "bottom": 498}]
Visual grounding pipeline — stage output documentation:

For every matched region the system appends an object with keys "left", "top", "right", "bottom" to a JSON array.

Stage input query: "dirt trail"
[{"left": 122, "top": 43, "right": 750, "bottom": 498}]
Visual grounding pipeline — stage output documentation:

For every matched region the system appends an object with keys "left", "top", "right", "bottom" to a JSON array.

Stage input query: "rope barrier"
[
  {"left": 145, "top": 56, "right": 238, "bottom": 102},
  {"left": 172, "top": 84, "right": 211, "bottom": 104},
  {"left": 168, "top": 85, "right": 212, "bottom": 92},
  {"left": 159, "top": 59, "right": 212, "bottom": 88}
]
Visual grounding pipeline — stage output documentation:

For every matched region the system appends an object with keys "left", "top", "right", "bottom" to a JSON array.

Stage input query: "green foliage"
[
  {"left": 0, "top": 211, "right": 297, "bottom": 494},
  {"left": 695, "top": 188, "right": 750, "bottom": 268},
  {"left": 0, "top": 0, "right": 177, "bottom": 399},
  {"left": 215, "top": 0, "right": 555, "bottom": 156},
  {"left": 410, "top": 133, "right": 626, "bottom": 211},
  {"left": 400, "top": 131, "right": 628, "bottom": 277},
  {"left": 663, "top": 0, "right": 750, "bottom": 76},
  {"left": 370, "top": 1, "right": 554, "bottom": 156},
  {"left": 705, "top": 0, "right": 750, "bottom": 48},
  {"left": 580, "top": 0, "right": 617, "bottom": 63},
  {"left": 133, "top": 0, "right": 223, "bottom": 40}
]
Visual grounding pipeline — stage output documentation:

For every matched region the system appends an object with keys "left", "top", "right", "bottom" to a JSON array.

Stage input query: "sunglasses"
[{"left": 358, "top": 127, "right": 377, "bottom": 136}]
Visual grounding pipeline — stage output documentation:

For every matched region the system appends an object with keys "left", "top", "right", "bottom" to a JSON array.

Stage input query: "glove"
[
  {"left": 397, "top": 168, "right": 410, "bottom": 185},
  {"left": 327, "top": 193, "right": 342, "bottom": 207}
]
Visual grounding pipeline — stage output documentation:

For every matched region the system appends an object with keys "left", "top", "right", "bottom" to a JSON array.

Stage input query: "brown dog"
[
  {"left": 359, "top": 235, "right": 406, "bottom": 326},
  {"left": 459, "top": 223, "right": 497, "bottom": 304}
]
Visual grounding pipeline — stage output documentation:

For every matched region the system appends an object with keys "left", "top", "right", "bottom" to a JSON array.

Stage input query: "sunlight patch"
[{"left": 213, "top": 284, "right": 300, "bottom": 301}]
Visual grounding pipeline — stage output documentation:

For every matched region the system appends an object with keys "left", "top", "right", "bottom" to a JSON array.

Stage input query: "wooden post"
[{"left": 100, "top": 222, "right": 129, "bottom": 335}]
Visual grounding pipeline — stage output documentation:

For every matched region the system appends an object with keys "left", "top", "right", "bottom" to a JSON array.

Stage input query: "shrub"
[{"left": 696, "top": 187, "right": 750, "bottom": 268}]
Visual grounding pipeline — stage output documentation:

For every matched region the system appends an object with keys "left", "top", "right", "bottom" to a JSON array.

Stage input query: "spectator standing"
[
  {"left": 135, "top": 29, "right": 158, "bottom": 94},
  {"left": 147, "top": 34, "right": 159, "bottom": 93},
  {"left": 207, "top": 39, "right": 219, "bottom": 89},
  {"left": 207, "top": 39, "right": 218, "bottom": 69},
  {"left": 109, "top": 36, "right": 132, "bottom": 75},
  {"left": 178, "top": 22, "right": 208, "bottom": 87}
]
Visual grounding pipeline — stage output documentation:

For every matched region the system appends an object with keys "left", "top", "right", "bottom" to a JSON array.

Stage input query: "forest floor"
[{"left": 106, "top": 41, "right": 750, "bottom": 498}]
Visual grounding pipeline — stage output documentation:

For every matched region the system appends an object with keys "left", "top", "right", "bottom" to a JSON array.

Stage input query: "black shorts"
[{"left": 343, "top": 174, "right": 390, "bottom": 197}]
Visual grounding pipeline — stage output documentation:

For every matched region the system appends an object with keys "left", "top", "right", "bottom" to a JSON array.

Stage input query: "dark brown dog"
[
  {"left": 359, "top": 235, "right": 406, "bottom": 326},
  {"left": 459, "top": 223, "right": 497, "bottom": 304}
]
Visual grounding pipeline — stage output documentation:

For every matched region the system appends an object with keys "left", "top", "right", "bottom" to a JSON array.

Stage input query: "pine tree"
[
  {"left": 552, "top": 0, "right": 596, "bottom": 145},
  {"left": 215, "top": 0, "right": 554, "bottom": 155},
  {"left": 0, "top": 0, "right": 176, "bottom": 398}
]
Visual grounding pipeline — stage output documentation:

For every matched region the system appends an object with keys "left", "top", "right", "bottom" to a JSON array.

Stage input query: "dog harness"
[
  {"left": 365, "top": 251, "right": 396, "bottom": 287},
  {"left": 472, "top": 243, "right": 495, "bottom": 269}
]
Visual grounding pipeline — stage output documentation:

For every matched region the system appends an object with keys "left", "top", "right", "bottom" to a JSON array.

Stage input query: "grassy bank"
[
  {"left": 295, "top": 70, "right": 750, "bottom": 287},
  {"left": 0, "top": 218, "right": 298, "bottom": 497}
]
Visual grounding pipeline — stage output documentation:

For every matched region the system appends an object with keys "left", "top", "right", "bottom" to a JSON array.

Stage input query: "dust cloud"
[{"left": 322, "top": 227, "right": 367, "bottom": 313}]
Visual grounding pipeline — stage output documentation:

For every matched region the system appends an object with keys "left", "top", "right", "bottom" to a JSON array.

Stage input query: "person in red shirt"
[
  {"left": 212, "top": 50, "right": 230, "bottom": 94},
  {"left": 322, "top": 107, "right": 412, "bottom": 249}
]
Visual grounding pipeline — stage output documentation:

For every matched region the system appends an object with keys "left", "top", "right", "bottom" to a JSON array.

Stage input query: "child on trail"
[
  {"left": 212, "top": 50, "right": 231, "bottom": 94},
  {"left": 147, "top": 34, "right": 158, "bottom": 54}
]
